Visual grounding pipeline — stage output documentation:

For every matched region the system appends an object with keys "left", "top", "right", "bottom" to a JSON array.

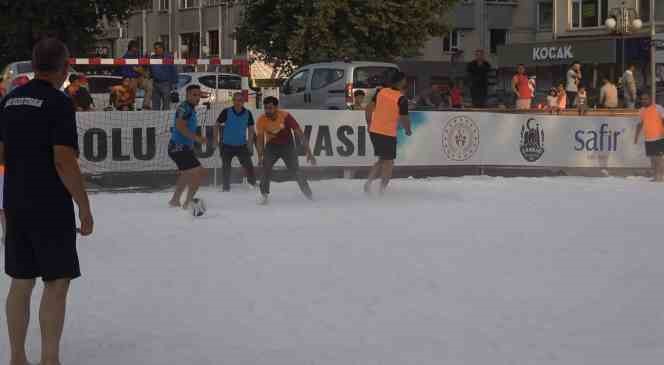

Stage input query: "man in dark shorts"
[
  {"left": 634, "top": 93, "right": 664, "bottom": 182},
  {"left": 168, "top": 84, "right": 210, "bottom": 209},
  {"left": 1, "top": 38, "right": 94, "bottom": 365},
  {"left": 255, "top": 96, "right": 316, "bottom": 205},
  {"left": 213, "top": 92, "right": 257, "bottom": 192},
  {"left": 364, "top": 71, "right": 412, "bottom": 195}
]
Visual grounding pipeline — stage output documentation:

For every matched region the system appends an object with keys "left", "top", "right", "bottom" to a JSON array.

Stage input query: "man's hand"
[
  {"left": 307, "top": 153, "right": 317, "bottom": 166},
  {"left": 196, "top": 136, "right": 209, "bottom": 145},
  {"left": 78, "top": 205, "right": 94, "bottom": 236}
]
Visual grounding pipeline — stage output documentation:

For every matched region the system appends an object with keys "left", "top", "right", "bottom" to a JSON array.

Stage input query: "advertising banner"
[{"left": 75, "top": 109, "right": 650, "bottom": 175}]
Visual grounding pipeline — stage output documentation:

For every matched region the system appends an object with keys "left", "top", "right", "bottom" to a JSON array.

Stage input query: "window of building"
[
  {"left": 442, "top": 30, "right": 461, "bottom": 53},
  {"left": 571, "top": 0, "right": 608, "bottom": 28},
  {"left": 489, "top": 29, "right": 510, "bottom": 54},
  {"left": 180, "top": 0, "right": 199, "bottom": 9},
  {"left": 538, "top": 2, "right": 553, "bottom": 31},
  {"left": 208, "top": 30, "right": 219, "bottom": 56},
  {"left": 159, "top": 0, "right": 169, "bottom": 11},
  {"left": 180, "top": 33, "right": 200, "bottom": 58}
]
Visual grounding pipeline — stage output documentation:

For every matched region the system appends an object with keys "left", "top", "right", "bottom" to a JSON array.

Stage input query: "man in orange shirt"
[
  {"left": 364, "top": 71, "right": 412, "bottom": 195},
  {"left": 634, "top": 93, "right": 664, "bottom": 182},
  {"left": 255, "top": 96, "right": 316, "bottom": 205}
]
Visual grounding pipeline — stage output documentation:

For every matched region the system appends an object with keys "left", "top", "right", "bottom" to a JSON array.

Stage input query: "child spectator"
[
  {"left": 110, "top": 76, "right": 136, "bottom": 111},
  {"left": 575, "top": 85, "right": 588, "bottom": 115},
  {"left": 450, "top": 80, "right": 464, "bottom": 109},
  {"left": 546, "top": 87, "right": 559, "bottom": 114},
  {"left": 65, "top": 74, "right": 94, "bottom": 111},
  {"left": 556, "top": 83, "right": 567, "bottom": 113},
  {"left": 351, "top": 90, "right": 366, "bottom": 110}
]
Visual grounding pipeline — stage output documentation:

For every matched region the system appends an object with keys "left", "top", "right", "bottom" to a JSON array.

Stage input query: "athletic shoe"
[{"left": 257, "top": 194, "right": 269, "bottom": 205}]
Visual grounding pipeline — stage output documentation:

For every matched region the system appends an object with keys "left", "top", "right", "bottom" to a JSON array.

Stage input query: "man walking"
[
  {"left": 1, "top": 38, "right": 94, "bottom": 365},
  {"left": 566, "top": 62, "right": 582, "bottom": 107},
  {"left": 168, "top": 85, "right": 210, "bottom": 209},
  {"left": 512, "top": 64, "right": 534, "bottom": 110},
  {"left": 634, "top": 93, "right": 664, "bottom": 182},
  {"left": 466, "top": 49, "right": 491, "bottom": 108},
  {"left": 213, "top": 92, "right": 257, "bottom": 192},
  {"left": 150, "top": 42, "right": 178, "bottom": 110},
  {"left": 364, "top": 71, "right": 412, "bottom": 195},
  {"left": 256, "top": 96, "right": 316, "bottom": 205},
  {"left": 622, "top": 64, "right": 638, "bottom": 109}
]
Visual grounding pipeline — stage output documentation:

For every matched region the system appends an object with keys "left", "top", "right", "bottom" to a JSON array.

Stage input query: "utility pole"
[{"left": 651, "top": 0, "right": 656, "bottom": 100}]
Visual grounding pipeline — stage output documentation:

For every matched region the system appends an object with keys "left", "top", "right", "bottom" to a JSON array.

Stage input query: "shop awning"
[{"left": 496, "top": 39, "right": 617, "bottom": 68}]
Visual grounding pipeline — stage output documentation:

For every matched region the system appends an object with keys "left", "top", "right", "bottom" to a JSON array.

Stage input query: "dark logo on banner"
[
  {"left": 520, "top": 118, "right": 545, "bottom": 162},
  {"left": 442, "top": 116, "right": 480, "bottom": 161}
]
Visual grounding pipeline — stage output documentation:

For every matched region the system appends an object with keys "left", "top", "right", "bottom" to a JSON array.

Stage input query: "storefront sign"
[
  {"left": 532, "top": 45, "right": 573, "bottom": 62},
  {"left": 498, "top": 39, "right": 616, "bottom": 67}
]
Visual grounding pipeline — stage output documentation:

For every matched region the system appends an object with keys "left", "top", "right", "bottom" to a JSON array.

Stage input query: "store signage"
[{"left": 532, "top": 45, "right": 573, "bottom": 62}]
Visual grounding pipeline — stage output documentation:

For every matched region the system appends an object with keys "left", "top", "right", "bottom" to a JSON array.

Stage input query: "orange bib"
[
  {"left": 641, "top": 105, "right": 664, "bottom": 141},
  {"left": 370, "top": 88, "right": 402, "bottom": 137}
]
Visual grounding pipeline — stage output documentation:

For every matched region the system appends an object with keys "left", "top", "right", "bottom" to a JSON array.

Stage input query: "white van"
[{"left": 279, "top": 61, "right": 400, "bottom": 110}]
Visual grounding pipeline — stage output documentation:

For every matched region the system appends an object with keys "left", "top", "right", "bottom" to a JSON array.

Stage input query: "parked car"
[
  {"left": 1, "top": 61, "right": 77, "bottom": 94},
  {"left": 279, "top": 61, "right": 400, "bottom": 110},
  {"left": 177, "top": 72, "right": 243, "bottom": 105}
]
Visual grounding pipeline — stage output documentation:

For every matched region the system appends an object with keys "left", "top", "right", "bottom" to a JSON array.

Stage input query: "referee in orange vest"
[
  {"left": 634, "top": 92, "right": 664, "bottom": 182},
  {"left": 364, "top": 71, "right": 412, "bottom": 195}
]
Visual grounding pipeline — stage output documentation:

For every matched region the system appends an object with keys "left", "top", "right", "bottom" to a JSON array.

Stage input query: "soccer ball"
[{"left": 190, "top": 198, "right": 207, "bottom": 217}]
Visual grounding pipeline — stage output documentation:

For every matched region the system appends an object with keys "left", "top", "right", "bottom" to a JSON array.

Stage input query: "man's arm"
[
  {"left": 176, "top": 118, "right": 206, "bottom": 144},
  {"left": 365, "top": 101, "right": 376, "bottom": 127},
  {"left": 213, "top": 109, "right": 228, "bottom": 146},
  {"left": 511, "top": 76, "right": 519, "bottom": 95},
  {"left": 398, "top": 97, "right": 412, "bottom": 136},
  {"left": 293, "top": 127, "right": 316, "bottom": 165},
  {"left": 248, "top": 125, "right": 256, "bottom": 151},
  {"left": 54, "top": 145, "right": 93, "bottom": 235}
]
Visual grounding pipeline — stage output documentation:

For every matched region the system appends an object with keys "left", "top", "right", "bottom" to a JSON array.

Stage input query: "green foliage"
[
  {"left": 0, "top": 0, "right": 149, "bottom": 67},
  {"left": 238, "top": 0, "right": 457, "bottom": 76}
]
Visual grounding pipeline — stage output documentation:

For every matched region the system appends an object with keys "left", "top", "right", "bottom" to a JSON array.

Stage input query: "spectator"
[
  {"left": 575, "top": 85, "right": 588, "bottom": 116},
  {"left": 438, "top": 83, "right": 451, "bottom": 109},
  {"left": 150, "top": 42, "right": 178, "bottom": 110},
  {"left": 351, "top": 90, "right": 366, "bottom": 110},
  {"left": 466, "top": 49, "right": 491, "bottom": 108},
  {"left": 417, "top": 83, "right": 444, "bottom": 108},
  {"left": 622, "top": 64, "right": 637, "bottom": 109},
  {"left": 110, "top": 76, "right": 136, "bottom": 111},
  {"left": 512, "top": 64, "right": 534, "bottom": 110},
  {"left": 557, "top": 83, "right": 567, "bottom": 112},
  {"left": 566, "top": 62, "right": 582, "bottom": 107},
  {"left": 65, "top": 74, "right": 94, "bottom": 111},
  {"left": 119, "top": 41, "right": 142, "bottom": 92},
  {"left": 136, "top": 71, "right": 153, "bottom": 110},
  {"left": 599, "top": 77, "right": 618, "bottom": 108},
  {"left": 546, "top": 87, "right": 559, "bottom": 114},
  {"left": 450, "top": 80, "right": 464, "bottom": 109}
]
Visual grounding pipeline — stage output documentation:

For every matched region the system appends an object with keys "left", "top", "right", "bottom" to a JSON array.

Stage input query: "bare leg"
[
  {"left": 364, "top": 160, "right": 383, "bottom": 194},
  {"left": 40, "top": 279, "right": 70, "bottom": 365},
  {"left": 379, "top": 160, "right": 395, "bottom": 194},
  {"left": 7, "top": 279, "right": 36, "bottom": 365},
  {"left": 183, "top": 167, "right": 207, "bottom": 209},
  {"left": 651, "top": 157, "right": 658, "bottom": 181},
  {"left": 169, "top": 171, "right": 189, "bottom": 207}
]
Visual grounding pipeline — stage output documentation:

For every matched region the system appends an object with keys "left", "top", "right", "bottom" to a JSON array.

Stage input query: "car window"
[
  {"left": 198, "top": 76, "right": 218, "bottom": 89},
  {"left": 353, "top": 67, "right": 398, "bottom": 88},
  {"left": 87, "top": 77, "right": 122, "bottom": 94},
  {"left": 177, "top": 75, "right": 192, "bottom": 89},
  {"left": 282, "top": 69, "right": 310, "bottom": 95},
  {"left": 219, "top": 76, "right": 241, "bottom": 90},
  {"left": 311, "top": 69, "right": 344, "bottom": 90},
  {"left": 16, "top": 63, "right": 32, "bottom": 74}
]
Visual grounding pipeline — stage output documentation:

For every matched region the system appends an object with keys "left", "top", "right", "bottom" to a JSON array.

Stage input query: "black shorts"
[
  {"left": 645, "top": 139, "right": 664, "bottom": 157},
  {"left": 370, "top": 132, "right": 397, "bottom": 160},
  {"left": 4, "top": 213, "right": 80, "bottom": 281},
  {"left": 168, "top": 143, "right": 201, "bottom": 171}
]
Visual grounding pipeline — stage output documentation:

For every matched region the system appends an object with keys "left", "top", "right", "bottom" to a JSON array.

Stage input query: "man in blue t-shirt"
[
  {"left": 168, "top": 85, "right": 209, "bottom": 209},
  {"left": 213, "top": 92, "right": 257, "bottom": 191}
]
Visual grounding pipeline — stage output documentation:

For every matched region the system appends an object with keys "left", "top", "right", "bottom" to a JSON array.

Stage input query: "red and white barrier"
[{"left": 69, "top": 57, "right": 251, "bottom": 100}]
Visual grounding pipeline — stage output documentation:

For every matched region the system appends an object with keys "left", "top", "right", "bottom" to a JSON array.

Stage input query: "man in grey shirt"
[
  {"left": 622, "top": 64, "right": 637, "bottom": 109},
  {"left": 566, "top": 62, "right": 582, "bottom": 108}
]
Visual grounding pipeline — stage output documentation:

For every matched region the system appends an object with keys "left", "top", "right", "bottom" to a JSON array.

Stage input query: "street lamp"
[{"left": 605, "top": 1, "right": 642, "bottom": 76}]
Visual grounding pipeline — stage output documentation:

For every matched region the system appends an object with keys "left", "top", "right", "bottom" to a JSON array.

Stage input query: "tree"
[
  {"left": 0, "top": 0, "right": 149, "bottom": 67},
  {"left": 238, "top": 0, "right": 458, "bottom": 76}
]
